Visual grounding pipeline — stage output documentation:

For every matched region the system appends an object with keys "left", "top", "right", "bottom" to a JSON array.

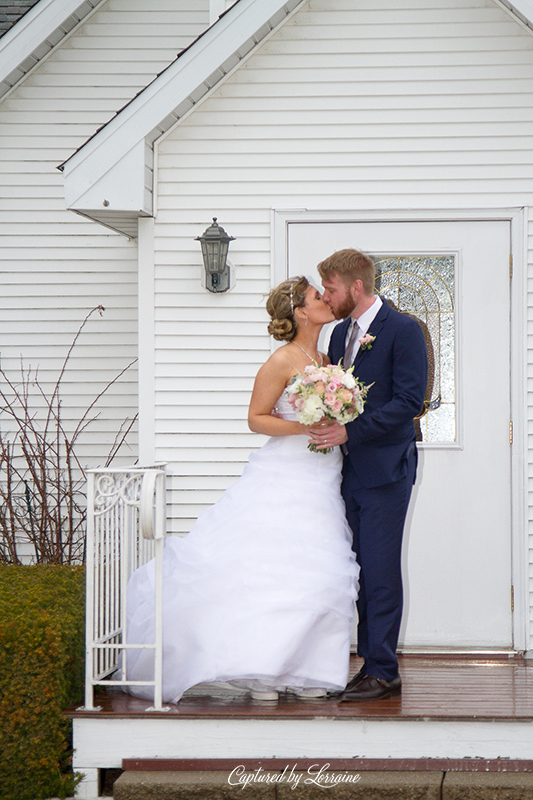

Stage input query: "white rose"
[
  {"left": 342, "top": 373, "right": 356, "bottom": 389},
  {"left": 298, "top": 395, "right": 325, "bottom": 425}
]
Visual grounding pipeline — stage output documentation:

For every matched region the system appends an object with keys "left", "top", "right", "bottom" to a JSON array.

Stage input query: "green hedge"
[{"left": 0, "top": 565, "right": 85, "bottom": 800}]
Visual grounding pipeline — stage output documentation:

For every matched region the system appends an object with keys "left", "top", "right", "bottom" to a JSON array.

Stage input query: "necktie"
[{"left": 344, "top": 320, "right": 360, "bottom": 366}]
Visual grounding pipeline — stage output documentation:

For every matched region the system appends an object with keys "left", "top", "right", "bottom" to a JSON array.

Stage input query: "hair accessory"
[{"left": 287, "top": 275, "right": 309, "bottom": 316}]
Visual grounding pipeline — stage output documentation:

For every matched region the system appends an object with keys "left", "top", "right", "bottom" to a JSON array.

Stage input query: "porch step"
[
  {"left": 113, "top": 770, "right": 443, "bottom": 799},
  {"left": 113, "top": 770, "right": 533, "bottom": 799}
]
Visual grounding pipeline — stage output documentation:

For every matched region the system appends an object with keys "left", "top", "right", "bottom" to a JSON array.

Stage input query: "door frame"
[{"left": 271, "top": 206, "right": 528, "bottom": 653}]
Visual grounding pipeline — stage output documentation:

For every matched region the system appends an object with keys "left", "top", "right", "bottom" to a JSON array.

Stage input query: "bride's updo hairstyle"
[{"left": 266, "top": 276, "right": 309, "bottom": 341}]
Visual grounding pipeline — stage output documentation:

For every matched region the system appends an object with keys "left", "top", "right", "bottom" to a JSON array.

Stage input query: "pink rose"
[
  {"left": 359, "top": 333, "right": 376, "bottom": 349},
  {"left": 305, "top": 367, "right": 325, "bottom": 382}
]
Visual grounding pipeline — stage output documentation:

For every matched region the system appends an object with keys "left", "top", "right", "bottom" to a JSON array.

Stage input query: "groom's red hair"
[{"left": 317, "top": 249, "right": 375, "bottom": 295}]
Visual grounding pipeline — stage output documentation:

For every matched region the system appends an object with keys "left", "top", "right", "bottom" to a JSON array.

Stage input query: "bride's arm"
[{"left": 248, "top": 352, "right": 310, "bottom": 437}]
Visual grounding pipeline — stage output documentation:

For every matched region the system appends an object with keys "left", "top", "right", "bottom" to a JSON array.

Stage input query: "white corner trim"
[
  {"left": 138, "top": 218, "right": 156, "bottom": 465},
  {"left": 62, "top": 0, "right": 303, "bottom": 209},
  {"left": 509, "top": 206, "right": 529, "bottom": 652},
  {"left": 0, "top": 0, "right": 107, "bottom": 87}
]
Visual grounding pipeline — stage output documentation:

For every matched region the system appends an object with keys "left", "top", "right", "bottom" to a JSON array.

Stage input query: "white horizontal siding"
[
  {"left": 0, "top": 0, "right": 210, "bottom": 482},
  {"left": 152, "top": 228, "right": 274, "bottom": 534},
  {"left": 154, "top": 0, "right": 533, "bottom": 554}
]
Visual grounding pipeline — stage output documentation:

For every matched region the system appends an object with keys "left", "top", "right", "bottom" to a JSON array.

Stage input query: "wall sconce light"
[{"left": 195, "top": 217, "right": 235, "bottom": 293}]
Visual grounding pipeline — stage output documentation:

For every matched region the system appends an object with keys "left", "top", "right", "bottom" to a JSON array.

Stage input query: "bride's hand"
[{"left": 308, "top": 420, "right": 348, "bottom": 449}]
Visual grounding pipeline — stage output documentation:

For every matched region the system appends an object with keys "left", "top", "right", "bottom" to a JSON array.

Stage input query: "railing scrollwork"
[{"left": 82, "top": 466, "right": 167, "bottom": 712}]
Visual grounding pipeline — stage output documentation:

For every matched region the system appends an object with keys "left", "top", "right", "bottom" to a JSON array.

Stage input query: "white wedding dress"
[{"left": 123, "top": 389, "right": 359, "bottom": 703}]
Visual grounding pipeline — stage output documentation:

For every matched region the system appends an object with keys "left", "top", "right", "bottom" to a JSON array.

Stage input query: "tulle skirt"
[{"left": 123, "top": 434, "right": 359, "bottom": 703}]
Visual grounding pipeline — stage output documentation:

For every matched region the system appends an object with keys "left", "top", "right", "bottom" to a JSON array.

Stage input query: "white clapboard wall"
[
  {"left": 152, "top": 0, "right": 533, "bottom": 581},
  {"left": 0, "top": 0, "right": 211, "bottom": 469}
]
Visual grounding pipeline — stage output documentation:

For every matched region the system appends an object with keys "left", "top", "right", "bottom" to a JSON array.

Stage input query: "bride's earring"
[{"left": 305, "top": 317, "right": 308, "bottom": 326}]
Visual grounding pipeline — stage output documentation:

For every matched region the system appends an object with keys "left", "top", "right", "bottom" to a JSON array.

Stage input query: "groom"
[{"left": 310, "top": 249, "right": 428, "bottom": 701}]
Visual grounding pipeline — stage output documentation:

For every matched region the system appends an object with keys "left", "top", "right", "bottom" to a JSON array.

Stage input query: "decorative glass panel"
[{"left": 373, "top": 255, "right": 455, "bottom": 444}]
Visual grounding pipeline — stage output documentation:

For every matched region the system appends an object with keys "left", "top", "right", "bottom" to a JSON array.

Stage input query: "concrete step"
[
  {"left": 113, "top": 770, "right": 533, "bottom": 800},
  {"left": 443, "top": 772, "right": 533, "bottom": 799}
]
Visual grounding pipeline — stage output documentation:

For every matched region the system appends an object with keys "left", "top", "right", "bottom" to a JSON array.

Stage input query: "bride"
[{"left": 123, "top": 276, "right": 359, "bottom": 703}]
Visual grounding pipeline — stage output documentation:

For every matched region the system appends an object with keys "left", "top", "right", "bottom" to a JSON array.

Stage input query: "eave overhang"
[{"left": 59, "top": 0, "right": 305, "bottom": 238}]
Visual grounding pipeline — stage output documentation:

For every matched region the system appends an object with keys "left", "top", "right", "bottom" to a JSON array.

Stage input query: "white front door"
[{"left": 286, "top": 219, "right": 512, "bottom": 649}]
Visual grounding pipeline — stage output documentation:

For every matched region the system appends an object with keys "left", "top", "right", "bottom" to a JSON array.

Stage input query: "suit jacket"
[{"left": 328, "top": 299, "right": 428, "bottom": 489}]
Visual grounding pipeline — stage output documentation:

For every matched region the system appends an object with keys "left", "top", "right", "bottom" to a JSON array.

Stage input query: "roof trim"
[
  {"left": 3, "top": 0, "right": 533, "bottom": 104},
  {"left": 60, "top": 0, "right": 533, "bottom": 237},
  {"left": 61, "top": 0, "right": 305, "bottom": 236},
  {"left": 0, "top": 0, "right": 107, "bottom": 100},
  {"left": 0, "top": 1, "right": 41, "bottom": 39},
  {"left": 498, "top": 0, "right": 533, "bottom": 30}
]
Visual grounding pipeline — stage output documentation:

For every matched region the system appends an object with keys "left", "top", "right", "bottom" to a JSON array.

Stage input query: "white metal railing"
[{"left": 83, "top": 466, "right": 168, "bottom": 711}]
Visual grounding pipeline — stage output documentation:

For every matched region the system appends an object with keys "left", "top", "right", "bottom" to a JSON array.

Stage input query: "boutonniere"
[{"left": 359, "top": 333, "right": 376, "bottom": 351}]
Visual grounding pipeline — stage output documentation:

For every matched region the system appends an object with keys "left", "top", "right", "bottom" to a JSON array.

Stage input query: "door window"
[{"left": 374, "top": 255, "right": 455, "bottom": 444}]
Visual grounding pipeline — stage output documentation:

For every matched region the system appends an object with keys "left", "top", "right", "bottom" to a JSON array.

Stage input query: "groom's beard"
[{"left": 332, "top": 295, "right": 356, "bottom": 320}]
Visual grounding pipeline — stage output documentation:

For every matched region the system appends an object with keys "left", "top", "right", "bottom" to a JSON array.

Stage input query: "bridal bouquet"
[{"left": 287, "top": 363, "right": 372, "bottom": 453}]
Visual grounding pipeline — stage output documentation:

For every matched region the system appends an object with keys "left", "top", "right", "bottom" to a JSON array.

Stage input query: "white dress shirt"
[{"left": 344, "top": 295, "right": 383, "bottom": 361}]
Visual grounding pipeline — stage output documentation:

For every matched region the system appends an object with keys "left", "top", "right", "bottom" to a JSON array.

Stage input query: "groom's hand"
[{"left": 308, "top": 421, "right": 348, "bottom": 450}]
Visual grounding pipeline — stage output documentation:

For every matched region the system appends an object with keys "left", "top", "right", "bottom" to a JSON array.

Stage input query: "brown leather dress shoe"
[
  {"left": 340, "top": 674, "right": 401, "bottom": 702},
  {"left": 343, "top": 668, "right": 367, "bottom": 692},
  {"left": 327, "top": 669, "right": 367, "bottom": 697}
]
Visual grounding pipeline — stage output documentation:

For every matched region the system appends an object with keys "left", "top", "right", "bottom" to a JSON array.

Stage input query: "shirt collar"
[{"left": 353, "top": 295, "right": 382, "bottom": 335}]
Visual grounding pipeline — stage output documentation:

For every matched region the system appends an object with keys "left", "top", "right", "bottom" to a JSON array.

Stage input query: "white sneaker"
[
  {"left": 250, "top": 689, "right": 279, "bottom": 701},
  {"left": 288, "top": 687, "right": 328, "bottom": 699}
]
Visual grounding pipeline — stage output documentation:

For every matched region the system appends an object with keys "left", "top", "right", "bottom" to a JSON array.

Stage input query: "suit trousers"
[{"left": 341, "top": 448, "right": 417, "bottom": 682}]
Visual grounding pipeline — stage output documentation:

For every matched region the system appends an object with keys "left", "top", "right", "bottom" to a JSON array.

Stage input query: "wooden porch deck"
[
  {"left": 71, "top": 653, "right": 533, "bottom": 722},
  {"left": 69, "top": 654, "right": 533, "bottom": 797}
]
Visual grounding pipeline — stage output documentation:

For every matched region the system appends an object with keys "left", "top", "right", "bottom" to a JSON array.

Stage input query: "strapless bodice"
[{"left": 274, "top": 387, "right": 298, "bottom": 421}]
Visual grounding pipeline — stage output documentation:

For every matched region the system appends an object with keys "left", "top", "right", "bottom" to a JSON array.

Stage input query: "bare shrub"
[{"left": 0, "top": 306, "right": 137, "bottom": 565}]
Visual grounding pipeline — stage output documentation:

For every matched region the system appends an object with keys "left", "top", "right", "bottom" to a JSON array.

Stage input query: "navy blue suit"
[{"left": 328, "top": 299, "right": 428, "bottom": 681}]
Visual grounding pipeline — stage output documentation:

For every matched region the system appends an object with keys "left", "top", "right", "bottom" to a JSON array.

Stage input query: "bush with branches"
[{"left": 0, "top": 306, "right": 137, "bottom": 565}]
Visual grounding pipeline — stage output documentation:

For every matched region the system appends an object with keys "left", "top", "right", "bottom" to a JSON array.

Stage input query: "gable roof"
[
  {"left": 0, "top": 0, "right": 107, "bottom": 99},
  {"left": 60, "top": 0, "right": 304, "bottom": 237},
  {"left": 60, "top": 0, "right": 533, "bottom": 238}
]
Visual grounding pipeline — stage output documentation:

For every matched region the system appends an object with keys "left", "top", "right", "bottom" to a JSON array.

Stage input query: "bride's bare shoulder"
[{"left": 263, "top": 343, "right": 295, "bottom": 368}]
